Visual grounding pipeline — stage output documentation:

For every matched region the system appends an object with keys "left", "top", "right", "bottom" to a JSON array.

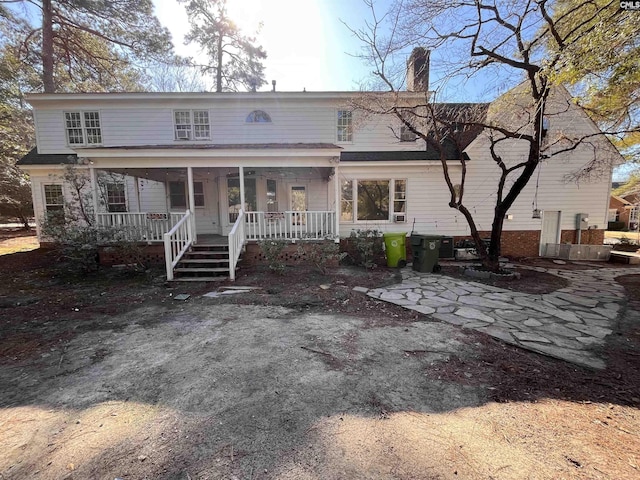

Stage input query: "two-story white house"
[{"left": 18, "top": 51, "right": 620, "bottom": 280}]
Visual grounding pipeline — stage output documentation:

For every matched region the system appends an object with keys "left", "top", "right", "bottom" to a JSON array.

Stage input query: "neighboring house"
[
  {"left": 18, "top": 50, "right": 621, "bottom": 280},
  {"left": 609, "top": 194, "right": 639, "bottom": 230}
]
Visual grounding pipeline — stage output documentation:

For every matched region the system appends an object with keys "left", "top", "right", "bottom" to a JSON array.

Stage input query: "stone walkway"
[{"left": 360, "top": 265, "right": 636, "bottom": 369}]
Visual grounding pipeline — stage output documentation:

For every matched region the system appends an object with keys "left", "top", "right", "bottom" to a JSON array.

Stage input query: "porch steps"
[{"left": 172, "top": 243, "right": 239, "bottom": 281}]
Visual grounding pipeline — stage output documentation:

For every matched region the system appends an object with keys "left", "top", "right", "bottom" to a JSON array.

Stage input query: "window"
[
  {"left": 608, "top": 209, "right": 619, "bottom": 222},
  {"left": 194, "top": 182, "right": 205, "bottom": 207},
  {"left": 246, "top": 110, "right": 272, "bottom": 123},
  {"left": 631, "top": 206, "right": 638, "bottom": 222},
  {"left": 341, "top": 180, "right": 353, "bottom": 222},
  {"left": 227, "top": 177, "right": 257, "bottom": 222},
  {"left": 394, "top": 179, "right": 407, "bottom": 214},
  {"left": 337, "top": 110, "right": 353, "bottom": 142},
  {"left": 44, "top": 184, "right": 64, "bottom": 221},
  {"left": 340, "top": 179, "right": 407, "bottom": 222},
  {"left": 65, "top": 111, "right": 102, "bottom": 146},
  {"left": 106, "top": 183, "right": 127, "bottom": 212},
  {"left": 169, "top": 181, "right": 204, "bottom": 209},
  {"left": 169, "top": 181, "right": 186, "bottom": 209},
  {"left": 267, "top": 179, "right": 278, "bottom": 212},
  {"left": 357, "top": 180, "right": 389, "bottom": 221},
  {"left": 174, "top": 110, "right": 210, "bottom": 140},
  {"left": 400, "top": 126, "right": 417, "bottom": 142}
]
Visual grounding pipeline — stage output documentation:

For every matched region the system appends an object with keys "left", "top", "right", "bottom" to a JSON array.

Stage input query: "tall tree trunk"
[
  {"left": 216, "top": 34, "right": 223, "bottom": 93},
  {"left": 42, "top": 0, "right": 55, "bottom": 93}
]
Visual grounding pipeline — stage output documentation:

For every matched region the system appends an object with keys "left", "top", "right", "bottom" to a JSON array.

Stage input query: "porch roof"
[
  {"left": 73, "top": 143, "right": 342, "bottom": 159},
  {"left": 17, "top": 147, "right": 77, "bottom": 166},
  {"left": 340, "top": 148, "right": 469, "bottom": 162},
  {"left": 80, "top": 143, "right": 340, "bottom": 151}
]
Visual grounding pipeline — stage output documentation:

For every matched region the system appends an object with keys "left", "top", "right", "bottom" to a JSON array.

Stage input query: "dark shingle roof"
[
  {"left": 75, "top": 143, "right": 341, "bottom": 151},
  {"left": 341, "top": 145, "right": 469, "bottom": 162},
  {"left": 17, "top": 148, "right": 77, "bottom": 166}
]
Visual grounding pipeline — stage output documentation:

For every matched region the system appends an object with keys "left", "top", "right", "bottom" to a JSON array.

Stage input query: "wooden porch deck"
[{"left": 196, "top": 234, "right": 228, "bottom": 246}]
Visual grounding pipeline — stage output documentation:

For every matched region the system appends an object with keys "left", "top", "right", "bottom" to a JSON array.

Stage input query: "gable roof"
[{"left": 17, "top": 148, "right": 77, "bottom": 166}]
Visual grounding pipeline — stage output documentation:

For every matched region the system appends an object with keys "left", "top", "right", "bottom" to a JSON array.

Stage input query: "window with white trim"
[
  {"left": 106, "top": 183, "right": 127, "bottom": 212},
  {"left": 44, "top": 184, "right": 64, "bottom": 221},
  {"left": 64, "top": 111, "right": 102, "bottom": 146},
  {"left": 266, "top": 179, "right": 278, "bottom": 212},
  {"left": 340, "top": 179, "right": 407, "bottom": 222},
  {"left": 169, "top": 181, "right": 205, "bottom": 209},
  {"left": 174, "top": 110, "right": 210, "bottom": 140},
  {"left": 337, "top": 110, "right": 353, "bottom": 142},
  {"left": 246, "top": 110, "right": 272, "bottom": 123},
  {"left": 630, "top": 206, "right": 638, "bottom": 222}
]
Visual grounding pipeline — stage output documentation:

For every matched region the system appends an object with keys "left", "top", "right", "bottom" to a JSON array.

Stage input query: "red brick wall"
[
  {"left": 560, "top": 229, "right": 604, "bottom": 246},
  {"left": 454, "top": 229, "right": 605, "bottom": 258}
]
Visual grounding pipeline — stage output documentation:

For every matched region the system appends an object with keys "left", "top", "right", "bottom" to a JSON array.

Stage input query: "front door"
[{"left": 540, "top": 210, "right": 561, "bottom": 255}]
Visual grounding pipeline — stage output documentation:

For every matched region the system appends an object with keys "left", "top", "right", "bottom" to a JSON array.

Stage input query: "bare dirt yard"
[{"left": 1, "top": 229, "right": 639, "bottom": 479}]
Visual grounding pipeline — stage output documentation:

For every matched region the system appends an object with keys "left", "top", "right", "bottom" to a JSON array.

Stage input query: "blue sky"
[
  {"left": 153, "top": 0, "right": 381, "bottom": 92},
  {"left": 152, "top": 0, "right": 514, "bottom": 102}
]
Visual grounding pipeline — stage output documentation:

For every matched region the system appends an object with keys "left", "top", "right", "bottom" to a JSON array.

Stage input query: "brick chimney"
[{"left": 406, "top": 47, "right": 430, "bottom": 92}]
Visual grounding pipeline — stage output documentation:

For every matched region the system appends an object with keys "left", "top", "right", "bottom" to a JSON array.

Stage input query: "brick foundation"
[
  {"left": 453, "top": 229, "right": 606, "bottom": 258},
  {"left": 243, "top": 241, "right": 341, "bottom": 268},
  {"left": 98, "top": 244, "right": 165, "bottom": 266},
  {"left": 560, "top": 229, "right": 604, "bottom": 246},
  {"left": 96, "top": 228, "right": 607, "bottom": 268}
]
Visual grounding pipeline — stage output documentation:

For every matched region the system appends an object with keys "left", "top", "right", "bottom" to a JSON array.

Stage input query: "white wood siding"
[
  {"left": 137, "top": 178, "right": 167, "bottom": 213},
  {"left": 33, "top": 97, "right": 425, "bottom": 153}
]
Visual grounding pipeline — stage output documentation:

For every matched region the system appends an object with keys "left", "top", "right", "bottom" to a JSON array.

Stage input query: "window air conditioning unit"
[
  {"left": 176, "top": 129, "right": 190, "bottom": 140},
  {"left": 393, "top": 213, "right": 406, "bottom": 223}
]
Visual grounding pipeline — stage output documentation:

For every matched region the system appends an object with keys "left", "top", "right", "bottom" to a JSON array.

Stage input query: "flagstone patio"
[{"left": 359, "top": 265, "right": 634, "bottom": 369}]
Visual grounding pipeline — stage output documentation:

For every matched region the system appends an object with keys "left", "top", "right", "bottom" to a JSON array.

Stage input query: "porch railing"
[
  {"left": 244, "top": 211, "right": 336, "bottom": 240},
  {"left": 228, "top": 209, "right": 246, "bottom": 282},
  {"left": 96, "top": 212, "right": 184, "bottom": 243},
  {"left": 163, "top": 211, "right": 194, "bottom": 281}
]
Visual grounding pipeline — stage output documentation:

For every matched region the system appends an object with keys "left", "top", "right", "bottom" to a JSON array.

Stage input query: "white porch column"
[
  {"left": 239, "top": 166, "right": 246, "bottom": 213},
  {"left": 187, "top": 166, "right": 196, "bottom": 241},
  {"left": 334, "top": 163, "right": 340, "bottom": 242},
  {"left": 90, "top": 167, "right": 99, "bottom": 224}
]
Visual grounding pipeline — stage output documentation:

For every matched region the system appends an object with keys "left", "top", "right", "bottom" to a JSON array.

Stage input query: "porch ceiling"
[{"left": 100, "top": 166, "right": 333, "bottom": 183}]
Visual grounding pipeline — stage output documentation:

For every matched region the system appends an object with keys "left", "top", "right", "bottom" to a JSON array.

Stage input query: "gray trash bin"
[{"left": 410, "top": 234, "right": 441, "bottom": 273}]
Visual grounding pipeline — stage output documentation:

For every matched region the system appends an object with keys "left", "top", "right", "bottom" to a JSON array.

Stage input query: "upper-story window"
[
  {"left": 174, "top": 110, "right": 210, "bottom": 140},
  {"left": 337, "top": 110, "right": 353, "bottom": 142},
  {"left": 246, "top": 110, "right": 272, "bottom": 123},
  {"left": 65, "top": 111, "right": 102, "bottom": 146}
]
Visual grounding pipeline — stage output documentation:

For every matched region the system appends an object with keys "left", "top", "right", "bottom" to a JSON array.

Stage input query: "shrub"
[
  {"left": 298, "top": 239, "right": 347, "bottom": 275},
  {"left": 42, "top": 221, "right": 148, "bottom": 274},
  {"left": 258, "top": 239, "right": 289, "bottom": 274},
  {"left": 347, "top": 229, "right": 383, "bottom": 269}
]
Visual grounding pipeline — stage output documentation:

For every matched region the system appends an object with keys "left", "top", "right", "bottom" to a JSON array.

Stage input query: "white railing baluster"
[
  {"left": 228, "top": 209, "right": 246, "bottom": 281},
  {"left": 163, "top": 210, "right": 193, "bottom": 281}
]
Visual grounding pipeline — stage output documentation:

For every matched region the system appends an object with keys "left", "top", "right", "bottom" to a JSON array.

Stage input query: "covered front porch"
[{"left": 80, "top": 146, "right": 342, "bottom": 280}]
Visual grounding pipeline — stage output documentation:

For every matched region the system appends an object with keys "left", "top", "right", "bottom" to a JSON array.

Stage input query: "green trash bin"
[
  {"left": 383, "top": 232, "right": 407, "bottom": 268},
  {"left": 410, "top": 234, "right": 441, "bottom": 273}
]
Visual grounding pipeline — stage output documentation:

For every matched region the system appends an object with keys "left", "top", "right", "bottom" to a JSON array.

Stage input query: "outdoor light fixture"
[{"left": 532, "top": 209, "right": 541, "bottom": 219}]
